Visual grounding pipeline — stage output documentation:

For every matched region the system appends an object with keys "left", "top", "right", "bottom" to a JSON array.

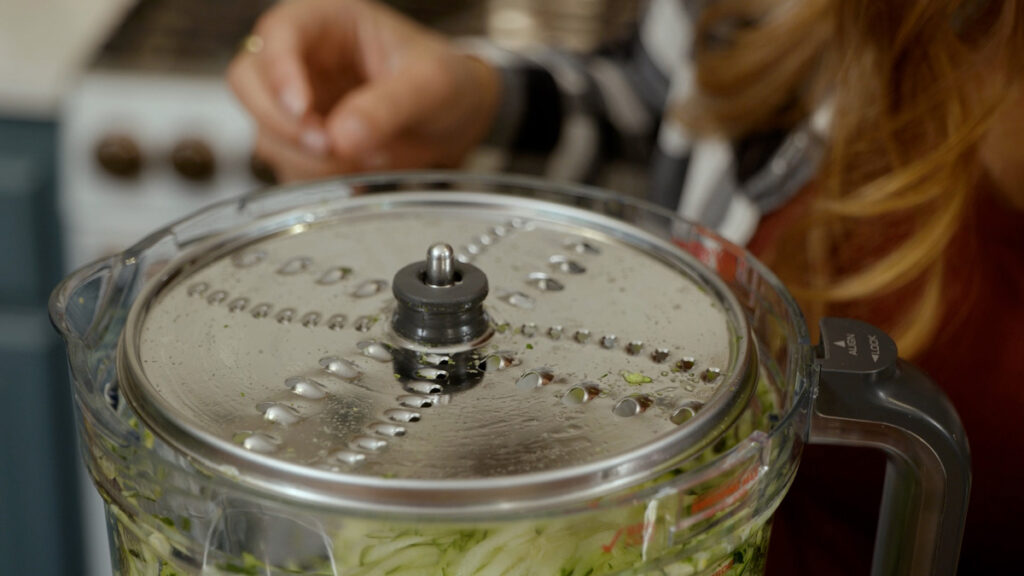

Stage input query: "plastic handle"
[
  {"left": 49, "top": 256, "right": 118, "bottom": 341},
  {"left": 809, "top": 318, "right": 970, "bottom": 576}
]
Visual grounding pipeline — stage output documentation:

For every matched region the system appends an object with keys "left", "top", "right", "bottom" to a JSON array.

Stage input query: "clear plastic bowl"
[{"left": 55, "top": 173, "right": 953, "bottom": 576}]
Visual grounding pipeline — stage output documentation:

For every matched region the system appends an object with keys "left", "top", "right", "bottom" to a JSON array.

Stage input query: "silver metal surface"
[
  {"left": 118, "top": 191, "right": 756, "bottom": 513},
  {"left": 425, "top": 243, "right": 456, "bottom": 286}
]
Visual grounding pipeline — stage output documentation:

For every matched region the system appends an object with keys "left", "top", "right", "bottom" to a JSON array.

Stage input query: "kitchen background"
[{"left": 0, "top": 1, "right": 644, "bottom": 575}]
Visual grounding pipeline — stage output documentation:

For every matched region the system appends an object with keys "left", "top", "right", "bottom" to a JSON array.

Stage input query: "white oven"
[{"left": 60, "top": 71, "right": 266, "bottom": 269}]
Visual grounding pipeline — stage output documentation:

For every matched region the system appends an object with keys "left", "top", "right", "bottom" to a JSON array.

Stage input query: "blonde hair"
[{"left": 682, "top": 0, "right": 1024, "bottom": 357}]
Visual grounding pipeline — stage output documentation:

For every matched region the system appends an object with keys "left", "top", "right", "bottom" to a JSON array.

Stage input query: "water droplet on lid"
[
  {"left": 502, "top": 291, "right": 534, "bottom": 309},
  {"left": 351, "top": 436, "right": 388, "bottom": 451},
  {"left": 369, "top": 422, "right": 406, "bottom": 437},
  {"left": 258, "top": 403, "right": 302, "bottom": 426},
  {"left": 352, "top": 279, "right": 387, "bottom": 298},
  {"left": 251, "top": 303, "right": 273, "bottom": 319},
  {"left": 242, "top": 433, "right": 280, "bottom": 453},
  {"left": 574, "top": 329, "right": 591, "bottom": 343},
  {"left": 548, "top": 326, "right": 563, "bottom": 340},
  {"left": 651, "top": 349, "right": 670, "bottom": 363},
  {"left": 326, "top": 314, "right": 347, "bottom": 330},
  {"left": 301, "top": 311, "right": 322, "bottom": 327},
  {"left": 277, "top": 257, "right": 312, "bottom": 275},
  {"left": 334, "top": 450, "right": 366, "bottom": 465},
  {"left": 407, "top": 381, "right": 443, "bottom": 395},
  {"left": 466, "top": 243, "right": 482, "bottom": 255},
  {"left": 549, "top": 255, "right": 586, "bottom": 274},
  {"left": 354, "top": 315, "right": 377, "bottom": 332},
  {"left": 601, "top": 335, "right": 618, "bottom": 349},
  {"left": 477, "top": 234, "right": 494, "bottom": 246},
  {"left": 702, "top": 368, "right": 721, "bottom": 383},
  {"left": 627, "top": 341, "right": 644, "bottom": 355},
  {"left": 231, "top": 250, "right": 266, "bottom": 268},
  {"left": 671, "top": 401, "right": 704, "bottom": 425},
  {"left": 275, "top": 308, "right": 295, "bottom": 324},
  {"left": 520, "top": 323, "right": 537, "bottom": 337},
  {"left": 227, "top": 297, "right": 249, "bottom": 312},
  {"left": 563, "top": 383, "right": 601, "bottom": 405},
  {"left": 676, "top": 357, "right": 696, "bottom": 371},
  {"left": 480, "top": 353, "right": 514, "bottom": 372},
  {"left": 286, "top": 377, "right": 328, "bottom": 400},
  {"left": 206, "top": 290, "right": 228, "bottom": 305},
  {"left": 414, "top": 368, "right": 448, "bottom": 382},
  {"left": 384, "top": 408, "right": 421, "bottom": 423},
  {"left": 187, "top": 282, "right": 209, "bottom": 297},
  {"left": 490, "top": 225, "right": 509, "bottom": 237},
  {"left": 527, "top": 272, "right": 564, "bottom": 292},
  {"left": 516, "top": 369, "right": 554, "bottom": 390},
  {"left": 398, "top": 395, "right": 438, "bottom": 408},
  {"left": 509, "top": 218, "right": 527, "bottom": 229},
  {"left": 566, "top": 239, "right": 601, "bottom": 255},
  {"left": 320, "top": 356, "right": 361, "bottom": 380},
  {"left": 316, "top": 266, "right": 352, "bottom": 285},
  {"left": 455, "top": 252, "right": 472, "bottom": 264},
  {"left": 357, "top": 341, "right": 393, "bottom": 362},
  {"left": 613, "top": 394, "right": 653, "bottom": 417}
]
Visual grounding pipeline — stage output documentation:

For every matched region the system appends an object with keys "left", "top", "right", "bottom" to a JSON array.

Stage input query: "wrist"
[{"left": 464, "top": 54, "right": 502, "bottom": 148}]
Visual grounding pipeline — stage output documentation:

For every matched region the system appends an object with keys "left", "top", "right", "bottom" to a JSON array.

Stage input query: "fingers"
[
  {"left": 249, "top": 0, "right": 365, "bottom": 118},
  {"left": 257, "top": 125, "right": 448, "bottom": 183},
  {"left": 254, "top": 129, "right": 354, "bottom": 183},
  {"left": 323, "top": 51, "right": 499, "bottom": 169},
  {"left": 229, "top": 1, "right": 350, "bottom": 155},
  {"left": 232, "top": 0, "right": 478, "bottom": 172},
  {"left": 229, "top": 54, "right": 332, "bottom": 156},
  {"left": 252, "top": 7, "right": 317, "bottom": 119},
  {"left": 325, "top": 57, "right": 454, "bottom": 161}
]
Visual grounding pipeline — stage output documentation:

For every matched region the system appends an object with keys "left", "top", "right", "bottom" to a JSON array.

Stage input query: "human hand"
[{"left": 228, "top": 0, "right": 501, "bottom": 182}]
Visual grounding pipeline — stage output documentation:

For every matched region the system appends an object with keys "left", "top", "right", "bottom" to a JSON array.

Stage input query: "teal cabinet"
[{"left": 0, "top": 118, "right": 83, "bottom": 576}]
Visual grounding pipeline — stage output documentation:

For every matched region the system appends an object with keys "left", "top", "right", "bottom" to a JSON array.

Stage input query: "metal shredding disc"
[{"left": 119, "top": 190, "right": 756, "bottom": 512}]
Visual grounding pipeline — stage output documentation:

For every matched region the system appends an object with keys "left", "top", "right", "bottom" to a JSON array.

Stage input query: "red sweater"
[{"left": 760, "top": 185, "right": 1024, "bottom": 574}]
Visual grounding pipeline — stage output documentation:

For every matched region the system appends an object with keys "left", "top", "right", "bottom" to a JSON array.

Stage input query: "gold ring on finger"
[{"left": 240, "top": 34, "right": 265, "bottom": 56}]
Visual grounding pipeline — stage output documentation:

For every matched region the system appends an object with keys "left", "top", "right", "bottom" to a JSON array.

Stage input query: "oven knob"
[
  {"left": 95, "top": 134, "right": 142, "bottom": 178},
  {"left": 171, "top": 138, "right": 216, "bottom": 182},
  {"left": 249, "top": 153, "right": 278, "bottom": 185}
]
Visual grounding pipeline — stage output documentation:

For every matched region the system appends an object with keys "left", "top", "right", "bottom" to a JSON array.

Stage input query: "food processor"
[{"left": 50, "top": 173, "right": 969, "bottom": 575}]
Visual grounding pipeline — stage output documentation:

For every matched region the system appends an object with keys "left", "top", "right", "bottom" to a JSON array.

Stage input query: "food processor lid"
[{"left": 118, "top": 189, "right": 757, "bottom": 513}]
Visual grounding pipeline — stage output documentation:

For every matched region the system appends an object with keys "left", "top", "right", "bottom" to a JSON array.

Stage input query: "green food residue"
[
  {"left": 156, "top": 515, "right": 175, "bottom": 528},
  {"left": 622, "top": 372, "right": 652, "bottom": 385},
  {"left": 218, "top": 552, "right": 267, "bottom": 575}
]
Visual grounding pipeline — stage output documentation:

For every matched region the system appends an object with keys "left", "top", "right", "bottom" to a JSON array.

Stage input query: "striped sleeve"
[
  {"left": 467, "top": 0, "right": 683, "bottom": 183},
  {"left": 465, "top": 0, "right": 830, "bottom": 247}
]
